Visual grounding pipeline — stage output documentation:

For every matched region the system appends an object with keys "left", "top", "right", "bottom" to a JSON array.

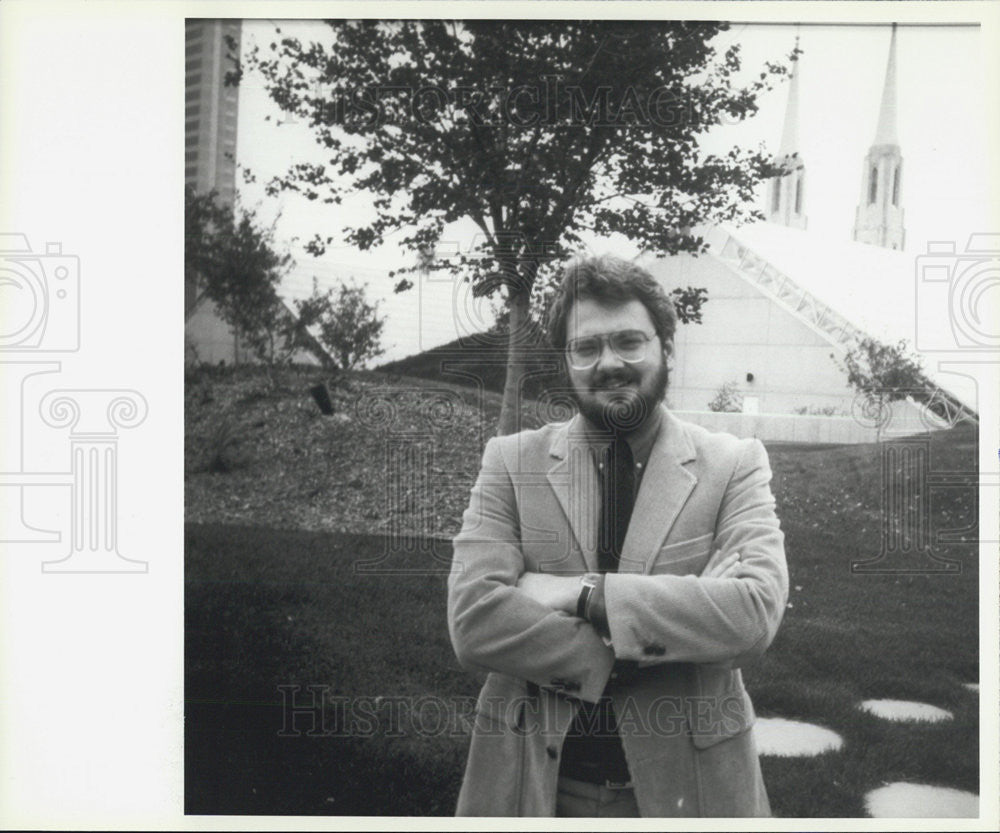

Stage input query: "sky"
[{"left": 232, "top": 20, "right": 994, "bottom": 363}]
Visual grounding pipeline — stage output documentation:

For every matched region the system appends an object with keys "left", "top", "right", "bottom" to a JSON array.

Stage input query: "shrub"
[
  {"left": 793, "top": 404, "right": 846, "bottom": 417},
  {"left": 707, "top": 381, "right": 743, "bottom": 413},
  {"left": 205, "top": 415, "right": 242, "bottom": 473}
]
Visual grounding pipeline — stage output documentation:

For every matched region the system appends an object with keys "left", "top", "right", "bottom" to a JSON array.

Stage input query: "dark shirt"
[{"left": 559, "top": 407, "right": 663, "bottom": 785}]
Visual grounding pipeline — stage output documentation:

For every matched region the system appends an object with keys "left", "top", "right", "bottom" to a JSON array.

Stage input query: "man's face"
[{"left": 564, "top": 297, "right": 671, "bottom": 433}]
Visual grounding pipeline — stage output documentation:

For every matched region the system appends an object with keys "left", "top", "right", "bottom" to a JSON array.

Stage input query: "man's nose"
[{"left": 594, "top": 339, "right": 625, "bottom": 371}]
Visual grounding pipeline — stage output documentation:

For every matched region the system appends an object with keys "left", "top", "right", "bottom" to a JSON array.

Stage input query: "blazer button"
[{"left": 546, "top": 745, "right": 558, "bottom": 760}]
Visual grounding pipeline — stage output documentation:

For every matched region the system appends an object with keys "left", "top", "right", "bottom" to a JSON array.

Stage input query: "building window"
[
  {"left": 794, "top": 176, "right": 803, "bottom": 214},
  {"left": 869, "top": 166, "right": 878, "bottom": 204},
  {"left": 892, "top": 166, "right": 900, "bottom": 206}
]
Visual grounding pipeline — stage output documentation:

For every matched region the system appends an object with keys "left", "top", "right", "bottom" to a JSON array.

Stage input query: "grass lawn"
[
  {"left": 185, "top": 526, "right": 469, "bottom": 815},
  {"left": 186, "top": 426, "right": 978, "bottom": 817}
]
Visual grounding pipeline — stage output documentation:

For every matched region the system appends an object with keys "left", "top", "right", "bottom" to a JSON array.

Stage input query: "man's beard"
[{"left": 570, "top": 360, "right": 669, "bottom": 434}]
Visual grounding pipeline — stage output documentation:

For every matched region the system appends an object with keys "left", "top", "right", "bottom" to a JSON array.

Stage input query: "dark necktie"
[
  {"left": 598, "top": 434, "right": 636, "bottom": 572},
  {"left": 560, "top": 434, "right": 637, "bottom": 786}
]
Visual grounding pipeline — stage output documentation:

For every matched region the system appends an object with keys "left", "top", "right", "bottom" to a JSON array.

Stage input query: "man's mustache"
[{"left": 591, "top": 370, "right": 638, "bottom": 390}]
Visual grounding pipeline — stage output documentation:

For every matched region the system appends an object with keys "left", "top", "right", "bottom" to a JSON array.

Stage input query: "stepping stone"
[
  {"left": 962, "top": 683, "right": 979, "bottom": 693},
  {"left": 753, "top": 717, "right": 843, "bottom": 757},
  {"left": 865, "top": 783, "right": 978, "bottom": 818},
  {"left": 859, "top": 699, "right": 952, "bottom": 722}
]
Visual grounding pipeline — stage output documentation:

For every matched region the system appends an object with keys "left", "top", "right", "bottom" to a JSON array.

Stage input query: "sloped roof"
[{"left": 704, "top": 221, "right": 978, "bottom": 412}]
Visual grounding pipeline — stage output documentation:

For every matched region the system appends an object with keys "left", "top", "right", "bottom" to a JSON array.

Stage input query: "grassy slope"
[{"left": 185, "top": 369, "right": 979, "bottom": 817}]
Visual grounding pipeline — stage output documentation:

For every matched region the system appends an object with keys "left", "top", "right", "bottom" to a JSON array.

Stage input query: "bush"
[
  {"left": 205, "top": 414, "right": 242, "bottom": 473},
  {"left": 792, "top": 404, "right": 846, "bottom": 417},
  {"left": 707, "top": 381, "right": 743, "bottom": 413}
]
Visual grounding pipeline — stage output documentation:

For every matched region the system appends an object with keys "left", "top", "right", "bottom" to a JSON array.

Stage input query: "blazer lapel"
[
  {"left": 618, "top": 408, "right": 698, "bottom": 574},
  {"left": 546, "top": 415, "right": 601, "bottom": 572}
]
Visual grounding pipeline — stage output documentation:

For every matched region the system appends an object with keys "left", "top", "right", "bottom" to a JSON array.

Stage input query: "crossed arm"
[
  {"left": 447, "top": 434, "right": 788, "bottom": 702},
  {"left": 516, "top": 548, "right": 744, "bottom": 624}
]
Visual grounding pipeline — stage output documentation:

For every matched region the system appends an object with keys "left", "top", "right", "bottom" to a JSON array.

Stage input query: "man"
[{"left": 447, "top": 255, "right": 788, "bottom": 817}]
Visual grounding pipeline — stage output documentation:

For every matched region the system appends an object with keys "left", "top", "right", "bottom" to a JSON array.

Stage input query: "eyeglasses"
[{"left": 565, "top": 330, "right": 656, "bottom": 370}]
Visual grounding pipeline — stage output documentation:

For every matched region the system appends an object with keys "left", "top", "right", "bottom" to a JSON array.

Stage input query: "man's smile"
[{"left": 593, "top": 377, "right": 637, "bottom": 392}]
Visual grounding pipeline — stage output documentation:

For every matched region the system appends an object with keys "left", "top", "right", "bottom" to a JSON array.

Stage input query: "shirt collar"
[{"left": 571, "top": 403, "right": 664, "bottom": 469}]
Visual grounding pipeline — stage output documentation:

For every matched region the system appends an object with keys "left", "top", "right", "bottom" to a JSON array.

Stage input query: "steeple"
[
  {"left": 873, "top": 23, "right": 899, "bottom": 146},
  {"left": 777, "top": 48, "right": 801, "bottom": 158},
  {"left": 766, "top": 35, "right": 807, "bottom": 230},
  {"left": 853, "top": 24, "right": 905, "bottom": 250}
]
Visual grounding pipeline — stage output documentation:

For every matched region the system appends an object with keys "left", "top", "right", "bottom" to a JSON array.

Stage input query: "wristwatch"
[{"left": 576, "top": 572, "right": 600, "bottom": 619}]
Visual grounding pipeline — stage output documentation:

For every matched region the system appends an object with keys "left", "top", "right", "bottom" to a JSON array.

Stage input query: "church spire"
[
  {"left": 852, "top": 23, "right": 905, "bottom": 250},
  {"left": 777, "top": 42, "right": 801, "bottom": 158},
  {"left": 873, "top": 23, "right": 899, "bottom": 146},
  {"left": 766, "top": 34, "right": 807, "bottom": 230}
]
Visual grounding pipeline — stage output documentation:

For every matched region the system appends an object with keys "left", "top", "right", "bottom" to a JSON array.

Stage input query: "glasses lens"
[
  {"left": 611, "top": 331, "right": 649, "bottom": 361},
  {"left": 567, "top": 331, "right": 651, "bottom": 368},
  {"left": 568, "top": 338, "right": 600, "bottom": 368}
]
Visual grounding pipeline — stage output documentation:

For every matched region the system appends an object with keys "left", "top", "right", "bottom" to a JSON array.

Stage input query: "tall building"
[
  {"left": 184, "top": 19, "right": 326, "bottom": 368},
  {"left": 766, "top": 39, "right": 807, "bottom": 230},
  {"left": 852, "top": 24, "right": 905, "bottom": 250},
  {"left": 185, "top": 19, "right": 240, "bottom": 207},
  {"left": 184, "top": 19, "right": 245, "bottom": 363}
]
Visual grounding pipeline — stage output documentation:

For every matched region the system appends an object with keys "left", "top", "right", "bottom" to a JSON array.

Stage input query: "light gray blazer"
[{"left": 447, "top": 407, "right": 788, "bottom": 816}]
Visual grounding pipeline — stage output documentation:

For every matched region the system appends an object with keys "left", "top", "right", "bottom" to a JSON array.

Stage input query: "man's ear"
[{"left": 662, "top": 339, "right": 674, "bottom": 361}]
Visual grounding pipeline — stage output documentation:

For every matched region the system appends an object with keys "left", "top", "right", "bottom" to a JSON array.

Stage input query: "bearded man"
[{"left": 447, "top": 254, "right": 788, "bottom": 817}]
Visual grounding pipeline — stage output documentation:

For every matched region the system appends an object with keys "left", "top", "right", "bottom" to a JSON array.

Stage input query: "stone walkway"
[{"left": 753, "top": 681, "right": 979, "bottom": 817}]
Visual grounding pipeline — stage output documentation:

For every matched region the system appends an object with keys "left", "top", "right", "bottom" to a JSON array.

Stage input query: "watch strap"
[{"left": 576, "top": 573, "right": 599, "bottom": 619}]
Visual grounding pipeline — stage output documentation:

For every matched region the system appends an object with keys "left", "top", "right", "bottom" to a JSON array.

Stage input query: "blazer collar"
[
  {"left": 547, "top": 405, "right": 696, "bottom": 465},
  {"left": 546, "top": 405, "right": 698, "bottom": 572}
]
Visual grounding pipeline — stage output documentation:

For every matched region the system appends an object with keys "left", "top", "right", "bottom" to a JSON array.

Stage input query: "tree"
[
  {"left": 185, "top": 185, "right": 298, "bottom": 372},
  {"left": 292, "top": 277, "right": 387, "bottom": 370},
  {"left": 244, "top": 21, "right": 794, "bottom": 433},
  {"left": 707, "top": 381, "right": 744, "bottom": 413},
  {"left": 836, "top": 337, "right": 932, "bottom": 441}
]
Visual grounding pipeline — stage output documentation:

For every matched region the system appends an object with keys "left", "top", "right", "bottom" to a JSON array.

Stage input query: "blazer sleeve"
[
  {"left": 447, "top": 436, "right": 615, "bottom": 703},
  {"left": 602, "top": 437, "right": 788, "bottom": 667}
]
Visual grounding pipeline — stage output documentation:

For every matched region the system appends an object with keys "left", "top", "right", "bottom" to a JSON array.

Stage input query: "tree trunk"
[{"left": 497, "top": 284, "right": 531, "bottom": 437}]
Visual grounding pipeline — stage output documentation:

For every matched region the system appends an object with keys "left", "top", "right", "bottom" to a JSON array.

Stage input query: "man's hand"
[
  {"left": 516, "top": 572, "right": 580, "bottom": 615},
  {"left": 700, "top": 548, "right": 743, "bottom": 579},
  {"left": 517, "top": 550, "right": 741, "bottom": 615}
]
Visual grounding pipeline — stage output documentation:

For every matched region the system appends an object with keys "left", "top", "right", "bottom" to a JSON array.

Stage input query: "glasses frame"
[{"left": 565, "top": 329, "right": 657, "bottom": 370}]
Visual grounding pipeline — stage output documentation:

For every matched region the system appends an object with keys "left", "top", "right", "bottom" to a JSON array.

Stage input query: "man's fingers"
[
  {"left": 702, "top": 548, "right": 731, "bottom": 575},
  {"left": 703, "top": 550, "right": 741, "bottom": 578}
]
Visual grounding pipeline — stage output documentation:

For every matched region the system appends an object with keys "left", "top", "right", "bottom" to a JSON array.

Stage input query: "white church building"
[{"left": 640, "top": 25, "right": 977, "bottom": 443}]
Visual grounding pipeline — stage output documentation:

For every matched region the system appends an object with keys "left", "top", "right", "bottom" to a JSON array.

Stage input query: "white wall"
[
  {"left": 184, "top": 296, "right": 240, "bottom": 365},
  {"left": 643, "top": 252, "right": 860, "bottom": 415},
  {"left": 676, "top": 397, "right": 948, "bottom": 445},
  {"left": 184, "top": 296, "right": 321, "bottom": 367}
]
